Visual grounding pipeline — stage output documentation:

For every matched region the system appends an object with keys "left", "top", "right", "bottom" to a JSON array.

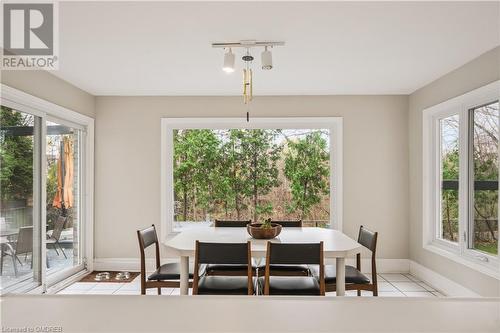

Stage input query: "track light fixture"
[
  {"left": 261, "top": 46, "right": 273, "bottom": 70},
  {"left": 222, "top": 48, "right": 235, "bottom": 73},
  {"left": 212, "top": 40, "right": 284, "bottom": 120}
]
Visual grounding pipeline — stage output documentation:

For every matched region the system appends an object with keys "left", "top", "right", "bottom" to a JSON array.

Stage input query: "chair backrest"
[
  {"left": 196, "top": 242, "right": 250, "bottom": 264},
  {"left": 214, "top": 219, "right": 251, "bottom": 227},
  {"left": 357, "top": 225, "right": 378, "bottom": 253},
  {"left": 271, "top": 220, "right": 302, "bottom": 227},
  {"left": 356, "top": 225, "right": 378, "bottom": 287},
  {"left": 137, "top": 225, "right": 160, "bottom": 271},
  {"left": 16, "top": 226, "right": 33, "bottom": 255},
  {"left": 265, "top": 242, "right": 325, "bottom": 296},
  {"left": 267, "top": 242, "right": 322, "bottom": 265},
  {"left": 193, "top": 241, "right": 253, "bottom": 295},
  {"left": 51, "top": 216, "right": 67, "bottom": 241}
]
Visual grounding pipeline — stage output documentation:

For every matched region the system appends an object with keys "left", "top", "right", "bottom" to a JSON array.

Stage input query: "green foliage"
[
  {"left": 261, "top": 218, "right": 272, "bottom": 229},
  {"left": 284, "top": 132, "right": 330, "bottom": 219},
  {"left": 0, "top": 106, "right": 33, "bottom": 201},
  {"left": 173, "top": 129, "right": 329, "bottom": 222},
  {"left": 173, "top": 129, "right": 221, "bottom": 220},
  {"left": 240, "top": 129, "right": 282, "bottom": 221}
]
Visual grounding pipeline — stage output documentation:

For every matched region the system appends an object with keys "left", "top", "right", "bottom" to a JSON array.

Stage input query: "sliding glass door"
[
  {"left": 0, "top": 93, "right": 92, "bottom": 294},
  {"left": 0, "top": 106, "right": 42, "bottom": 292},
  {"left": 46, "top": 120, "right": 84, "bottom": 279}
]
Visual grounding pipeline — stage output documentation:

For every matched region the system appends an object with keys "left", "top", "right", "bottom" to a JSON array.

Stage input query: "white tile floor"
[{"left": 57, "top": 273, "right": 446, "bottom": 297}]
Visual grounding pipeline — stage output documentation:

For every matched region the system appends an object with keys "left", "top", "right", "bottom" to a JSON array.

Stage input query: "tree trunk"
[
  {"left": 300, "top": 180, "right": 308, "bottom": 220},
  {"left": 182, "top": 190, "right": 188, "bottom": 222},
  {"left": 445, "top": 193, "right": 454, "bottom": 241},
  {"left": 252, "top": 152, "right": 258, "bottom": 222}
]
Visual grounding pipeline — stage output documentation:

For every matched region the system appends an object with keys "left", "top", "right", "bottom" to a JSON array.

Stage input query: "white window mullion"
[
  {"left": 458, "top": 107, "right": 469, "bottom": 257},
  {"left": 40, "top": 117, "right": 48, "bottom": 292}
]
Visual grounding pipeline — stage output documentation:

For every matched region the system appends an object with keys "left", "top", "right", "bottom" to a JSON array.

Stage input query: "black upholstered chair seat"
[
  {"left": 197, "top": 276, "right": 254, "bottom": 295},
  {"left": 258, "top": 276, "right": 320, "bottom": 296},
  {"left": 148, "top": 263, "right": 196, "bottom": 281},
  {"left": 310, "top": 264, "right": 370, "bottom": 284}
]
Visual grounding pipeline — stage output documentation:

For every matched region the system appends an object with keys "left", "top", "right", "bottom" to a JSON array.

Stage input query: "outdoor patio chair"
[
  {"left": 137, "top": 224, "right": 197, "bottom": 295},
  {"left": 259, "top": 242, "right": 325, "bottom": 296},
  {"left": 310, "top": 225, "right": 379, "bottom": 296},
  {"left": 193, "top": 241, "right": 254, "bottom": 295},
  {"left": 0, "top": 226, "right": 33, "bottom": 277},
  {"left": 46, "top": 216, "right": 67, "bottom": 259}
]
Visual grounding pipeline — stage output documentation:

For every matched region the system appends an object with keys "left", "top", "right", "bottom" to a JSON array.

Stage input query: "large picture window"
[
  {"left": 423, "top": 81, "right": 499, "bottom": 276},
  {"left": 161, "top": 118, "right": 342, "bottom": 238}
]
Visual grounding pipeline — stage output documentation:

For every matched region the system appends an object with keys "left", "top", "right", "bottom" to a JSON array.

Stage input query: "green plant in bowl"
[{"left": 261, "top": 218, "right": 273, "bottom": 229}]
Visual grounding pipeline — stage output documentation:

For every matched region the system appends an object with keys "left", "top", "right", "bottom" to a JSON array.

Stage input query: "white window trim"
[
  {"left": 160, "top": 117, "right": 343, "bottom": 242},
  {"left": 0, "top": 84, "right": 95, "bottom": 291},
  {"left": 423, "top": 80, "right": 500, "bottom": 279}
]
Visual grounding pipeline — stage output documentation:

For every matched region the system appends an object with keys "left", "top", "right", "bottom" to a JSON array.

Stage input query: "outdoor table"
[{"left": 164, "top": 227, "right": 362, "bottom": 296}]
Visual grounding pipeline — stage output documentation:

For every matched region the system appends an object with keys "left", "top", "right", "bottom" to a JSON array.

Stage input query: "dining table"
[{"left": 164, "top": 227, "right": 363, "bottom": 296}]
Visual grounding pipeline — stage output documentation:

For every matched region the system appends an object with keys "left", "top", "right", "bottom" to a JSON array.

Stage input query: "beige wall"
[
  {"left": 408, "top": 46, "right": 500, "bottom": 297},
  {"left": 1, "top": 70, "right": 95, "bottom": 118},
  {"left": 94, "top": 95, "right": 409, "bottom": 260}
]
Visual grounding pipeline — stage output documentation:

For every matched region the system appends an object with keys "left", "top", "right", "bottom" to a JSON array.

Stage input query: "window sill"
[{"left": 424, "top": 243, "right": 500, "bottom": 280}]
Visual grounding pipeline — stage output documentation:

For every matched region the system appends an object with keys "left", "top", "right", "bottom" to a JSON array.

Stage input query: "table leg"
[
  {"left": 336, "top": 257, "right": 345, "bottom": 296},
  {"left": 180, "top": 255, "right": 189, "bottom": 295}
]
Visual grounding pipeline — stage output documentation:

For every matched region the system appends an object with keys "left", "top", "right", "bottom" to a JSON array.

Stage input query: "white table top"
[{"left": 164, "top": 227, "right": 362, "bottom": 258}]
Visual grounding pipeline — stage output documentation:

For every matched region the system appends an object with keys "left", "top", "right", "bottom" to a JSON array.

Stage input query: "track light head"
[
  {"left": 223, "top": 48, "right": 235, "bottom": 73},
  {"left": 261, "top": 46, "right": 273, "bottom": 70}
]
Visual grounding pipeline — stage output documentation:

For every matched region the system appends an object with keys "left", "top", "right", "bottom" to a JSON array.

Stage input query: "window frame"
[
  {"left": 423, "top": 80, "right": 500, "bottom": 279},
  {"left": 160, "top": 117, "right": 343, "bottom": 242},
  {"left": 0, "top": 84, "right": 95, "bottom": 293}
]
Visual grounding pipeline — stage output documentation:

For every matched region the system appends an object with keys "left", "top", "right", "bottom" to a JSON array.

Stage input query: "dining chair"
[
  {"left": 259, "top": 242, "right": 325, "bottom": 296},
  {"left": 271, "top": 220, "right": 302, "bottom": 227},
  {"left": 214, "top": 219, "right": 251, "bottom": 227},
  {"left": 257, "top": 220, "right": 309, "bottom": 276},
  {"left": 137, "top": 224, "right": 196, "bottom": 295},
  {"left": 192, "top": 241, "right": 254, "bottom": 295},
  {"left": 207, "top": 219, "right": 257, "bottom": 276},
  {"left": 46, "top": 216, "right": 67, "bottom": 259},
  {"left": 310, "top": 225, "right": 378, "bottom": 296}
]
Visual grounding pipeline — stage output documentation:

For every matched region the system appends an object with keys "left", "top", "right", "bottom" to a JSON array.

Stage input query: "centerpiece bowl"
[{"left": 246, "top": 222, "right": 282, "bottom": 239}]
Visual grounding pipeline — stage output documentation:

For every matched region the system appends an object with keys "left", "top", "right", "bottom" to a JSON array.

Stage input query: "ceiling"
[{"left": 54, "top": 1, "right": 500, "bottom": 96}]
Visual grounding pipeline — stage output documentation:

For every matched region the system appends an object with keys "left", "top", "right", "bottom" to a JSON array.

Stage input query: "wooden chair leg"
[
  {"left": 141, "top": 284, "right": 146, "bottom": 295},
  {"left": 357, "top": 290, "right": 361, "bottom": 296},
  {"left": 158, "top": 287, "right": 162, "bottom": 295}
]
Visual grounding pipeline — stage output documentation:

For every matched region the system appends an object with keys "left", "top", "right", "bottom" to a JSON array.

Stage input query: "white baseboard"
[
  {"left": 94, "top": 257, "right": 410, "bottom": 274},
  {"left": 409, "top": 260, "right": 480, "bottom": 297}
]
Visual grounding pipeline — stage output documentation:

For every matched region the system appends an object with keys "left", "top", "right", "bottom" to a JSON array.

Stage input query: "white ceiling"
[{"left": 54, "top": 1, "right": 500, "bottom": 96}]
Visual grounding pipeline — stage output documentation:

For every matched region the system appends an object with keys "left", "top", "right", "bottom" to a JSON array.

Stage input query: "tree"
[
  {"left": 173, "top": 129, "right": 221, "bottom": 221},
  {"left": 217, "top": 129, "right": 248, "bottom": 220},
  {"left": 284, "top": 131, "right": 329, "bottom": 219},
  {"left": 240, "top": 129, "right": 282, "bottom": 222},
  {"left": 0, "top": 106, "right": 34, "bottom": 201}
]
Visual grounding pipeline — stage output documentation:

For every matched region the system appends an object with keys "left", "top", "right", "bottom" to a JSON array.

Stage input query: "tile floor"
[{"left": 57, "top": 273, "right": 446, "bottom": 297}]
